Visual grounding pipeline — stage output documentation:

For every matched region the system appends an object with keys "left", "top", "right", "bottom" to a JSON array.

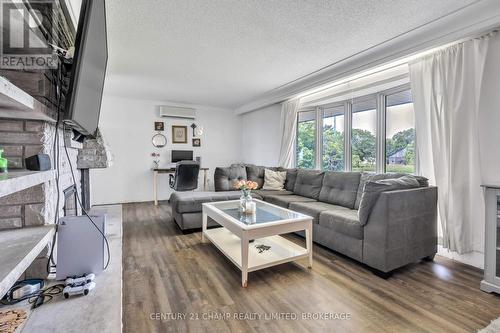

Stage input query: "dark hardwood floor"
[{"left": 122, "top": 202, "right": 500, "bottom": 333}]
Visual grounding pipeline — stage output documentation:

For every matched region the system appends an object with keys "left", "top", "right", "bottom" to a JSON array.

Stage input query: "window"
[
  {"left": 385, "top": 90, "right": 415, "bottom": 173},
  {"left": 295, "top": 83, "right": 416, "bottom": 174},
  {"left": 351, "top": 98, "right": 376, "bottom": 172},
  {"left": 322, "top": 105, "right": 344, "bottom": 171},
  {"left": 296, "top": 110, "right": 316, "bottom": 169}
]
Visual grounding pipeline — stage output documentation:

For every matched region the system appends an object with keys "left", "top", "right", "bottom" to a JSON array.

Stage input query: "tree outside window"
[
  {"left": 352, "top": 99, "right": 377, "bottom": 172},
  {"left": 296, "top": 87, "right": 416, "bottom": 175},
  {"left": 322, "top": 106, "right": 344, "bottom": 171},
  {"left": 385, "top": 90, "right": 415, "bottom": 174},
  {"left": 297, "top": 111, "right": 316, "bottom": 169}
]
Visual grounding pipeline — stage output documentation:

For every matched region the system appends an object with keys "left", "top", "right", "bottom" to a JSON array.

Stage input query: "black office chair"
[{"left": 169, "top": 160, "right": 200, "bottom": 191}]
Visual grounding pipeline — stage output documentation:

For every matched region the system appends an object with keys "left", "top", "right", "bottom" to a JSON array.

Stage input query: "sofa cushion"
[
  {"left": 293, "top": 170, "right": 324, "bottom": 200},
  {"left": 289, "top": 201, "right": 341, "bottom": 224},
  {"left": 264, "top": 194, "right": 316, "bottom": 209},
  {"left": 354, "top": 173, "right": 401, "bottom": 209},
  {"left": 252, "top": 189, "right": 293, "bottom": 200},
  {"left": 244, "top": 165, "right": 280, "bottom": 189},
  {"left": 262, "top": 169, "right": 287, "bottom": 190},
  {"left": 214, "top": 165, "right": 247, "bottom": 191},
  {"left": 170, "top": 191, "right": 243, "bottom": 213},
  {"left": 319, "top": 207, "right": 363, "bottom": 239},
  {"left": 245, "top": 165, "right": 264, "bottom": 188},
  {"left": 282, "top": 168, "right": 298, "bottom": 192},
  {"left": 413, "top": 175, "right": 429, "bottom": 187},
  {"left": 358, "top": 175, "right": 420, "bottom": 225},
  {"left": 319, "top": 171, "right": 361, "bottom": 209},
  {"left": 354, "top": 172, "right": 429, "bottom": 209}
]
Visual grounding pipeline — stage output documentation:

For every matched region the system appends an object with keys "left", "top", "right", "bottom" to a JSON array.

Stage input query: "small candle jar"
[{"left": 245, "top": 201, "right": 256, "bottom": 215}]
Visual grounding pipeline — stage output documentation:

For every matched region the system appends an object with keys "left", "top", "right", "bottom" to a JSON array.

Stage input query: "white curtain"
[
  {"left": 278, "top": 98, "right": 300, "bottom": 168},
  {"left": 409, "top": 35, "right": 491, "bottom": 254}
]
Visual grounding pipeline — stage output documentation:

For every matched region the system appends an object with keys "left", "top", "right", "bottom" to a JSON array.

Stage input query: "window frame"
[
  {"left": 349, "top": 93, "right": 378, "bottom": 173},
  {"left": 319, "top": 102, "right": 346, "bottom": 171},
  {"left": 380, "top": 84, "right": 416, "bottom": 174},
  {"left": 295, "top": 83, "right": 416, "bottom": 174},
  {"left": 296, "top": 107, "right": 317, "bottom": 169}
]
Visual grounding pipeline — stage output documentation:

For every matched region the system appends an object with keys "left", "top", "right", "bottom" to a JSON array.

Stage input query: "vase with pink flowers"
[{"left": 234, "top": 180, "right": 258, "bottom": 215}]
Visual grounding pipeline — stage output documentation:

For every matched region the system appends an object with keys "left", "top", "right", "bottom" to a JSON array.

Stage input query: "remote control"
[
  {"left": 63, "top": 281, "right": 96, "bottom": 298},
  {"left": 65, "top": 273, "right": 95, "bottom": 286}
]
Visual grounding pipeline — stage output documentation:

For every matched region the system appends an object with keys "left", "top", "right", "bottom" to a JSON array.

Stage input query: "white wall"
[
  {"left": 240, "top": 104, "right": 282, "bottom": 166},
  {"left": 90, "top": 94, "right": 242, "bottom": 205}
]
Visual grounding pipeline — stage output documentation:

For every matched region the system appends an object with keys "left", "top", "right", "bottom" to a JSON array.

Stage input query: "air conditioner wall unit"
[{"left": 159, "top": 105, "right": 196, "bottom": 119}]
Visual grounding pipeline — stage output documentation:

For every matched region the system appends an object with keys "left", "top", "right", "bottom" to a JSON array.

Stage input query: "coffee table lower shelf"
[{"left": 204, "top": 227, "right": 309, "bottom": 275}]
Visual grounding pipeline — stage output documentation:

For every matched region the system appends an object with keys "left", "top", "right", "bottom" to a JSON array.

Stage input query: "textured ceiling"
[{"left": 105, "top": 0, "right": 477, "bottom": 108}]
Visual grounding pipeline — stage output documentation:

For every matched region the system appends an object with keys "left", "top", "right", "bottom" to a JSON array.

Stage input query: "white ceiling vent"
[{"left": 159, "top": 105, "right": 196, "bottom": 119}]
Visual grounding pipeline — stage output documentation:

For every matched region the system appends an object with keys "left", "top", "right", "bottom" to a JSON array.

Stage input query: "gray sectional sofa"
[{"left": 170, "top": 164, "right": 437, "bottom": 276}]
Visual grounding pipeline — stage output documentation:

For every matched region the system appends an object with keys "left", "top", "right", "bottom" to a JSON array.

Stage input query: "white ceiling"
[{"left": 104, "top": 0, "right": 478, "bottom": 108}]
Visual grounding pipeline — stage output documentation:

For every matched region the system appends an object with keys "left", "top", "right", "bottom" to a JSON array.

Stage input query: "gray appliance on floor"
[{"left": 56, "top": 214, "right": 106, "bottom": 280}]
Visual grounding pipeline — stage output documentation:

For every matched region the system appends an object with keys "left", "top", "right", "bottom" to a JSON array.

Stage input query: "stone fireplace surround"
[
  {"left": 0, "top": 119, "right": 80, "bottom": 277},
  {"left": 0, "top": 118, "right": 111, "bottom": 278}
]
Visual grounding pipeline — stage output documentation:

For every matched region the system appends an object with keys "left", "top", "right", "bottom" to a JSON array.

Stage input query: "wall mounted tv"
[{"left": 64, "top": 0, "right": 108, "bottom": 137}]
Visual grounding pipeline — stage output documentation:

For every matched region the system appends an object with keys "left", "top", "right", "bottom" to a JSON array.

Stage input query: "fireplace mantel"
[
  {"left": 0, "top": 225, "right": 54, "bottom": 299},
  {"left": 0, "top": 76, "right": 56, "bottom": 122},
  {"left": 0, "top": 170, "right": 56, "bottom": 198}
]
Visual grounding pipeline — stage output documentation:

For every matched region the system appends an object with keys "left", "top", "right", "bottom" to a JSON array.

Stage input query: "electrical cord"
[
  {"left": 28, "top": 284, "right": 65, "bottom": 309},
  {"left": 62, "top": 123, "right": 111, "bottom": 269},
  {"left": 46, "top": 54, "right": 111, "bottom": 272},
  {"left": 1, "top": 283, "right": 64, "bottom": 309},
  {"left": 47, "top": 59, "right": 63, "bottom": 274}
]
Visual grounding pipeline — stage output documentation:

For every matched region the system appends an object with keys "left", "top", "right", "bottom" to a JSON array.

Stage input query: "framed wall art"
[
  {"left": 172, "top": 125, "right": 188, "bottom": 143},
  {"left": 154, "top": 121, "right": 164, "bottom": 131}
]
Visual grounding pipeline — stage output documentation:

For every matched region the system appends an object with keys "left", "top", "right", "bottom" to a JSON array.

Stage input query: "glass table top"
[{"left": 206, "top": 200, "right": 309, "bottom": 225}]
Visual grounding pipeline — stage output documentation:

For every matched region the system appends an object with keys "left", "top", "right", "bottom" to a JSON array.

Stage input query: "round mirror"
[{"left": 152, "top": 133, "right": 167, "bottom": 148}]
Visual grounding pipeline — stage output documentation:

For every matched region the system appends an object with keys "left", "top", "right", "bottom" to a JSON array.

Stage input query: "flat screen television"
[
  {"left": 172, "top": 150, "right": 193, "bottom": 163},
  {"left": 64, "top": 0, "right": 108, "bottom": 137}
]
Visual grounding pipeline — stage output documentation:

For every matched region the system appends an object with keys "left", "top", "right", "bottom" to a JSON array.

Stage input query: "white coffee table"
[{"left": 202, "top": 199, "right": 313, "bottom": 287}]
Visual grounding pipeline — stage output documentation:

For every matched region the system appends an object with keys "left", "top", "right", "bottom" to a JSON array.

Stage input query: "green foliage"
[
  {"left": 385, "top": 128, "right": 415, "bottom": 173},
  {"left": 386, "top": 164, "right": 414, "bottom": 173},
  {"left": 297, "top": 121, "right": 315, "bottom": 169},
  {"left": 297, "top": 120, "right": 415, "bottom": 174},
  {"left": 322, "top": 124, "right": 344, "bottom": 171},
  {"left": 405, "top": 142, "right": 415, "bottom": 165},
  {"left": 351, "top": 129, "right": 376, "bottom": 170},
  {"left": 386, "top": 128, "right": 415, "bottom": 161}
]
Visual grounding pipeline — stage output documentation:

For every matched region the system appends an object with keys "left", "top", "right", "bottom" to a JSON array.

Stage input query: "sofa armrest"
[{"left": 362, "top": 186, "right": 438, "bottom": 272}]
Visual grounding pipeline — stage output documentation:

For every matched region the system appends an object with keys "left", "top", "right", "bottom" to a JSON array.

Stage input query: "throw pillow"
[
  {"left": 262, "top": 169, "right": 287, "bottom": 191},
  {"left": 358, "top": 175, "right": 420, "bottom": 225},
  {"left": 280, "top": 168, "right": 298, "bottom": 191}
]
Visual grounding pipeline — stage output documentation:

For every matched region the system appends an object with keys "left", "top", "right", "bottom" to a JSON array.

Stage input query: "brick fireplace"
[
  {"left": 0, "top": 118, "right": 81, "bottom": 277},
  {"left": 0, "top": 116, "right": 112, "bottom": 277}
]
